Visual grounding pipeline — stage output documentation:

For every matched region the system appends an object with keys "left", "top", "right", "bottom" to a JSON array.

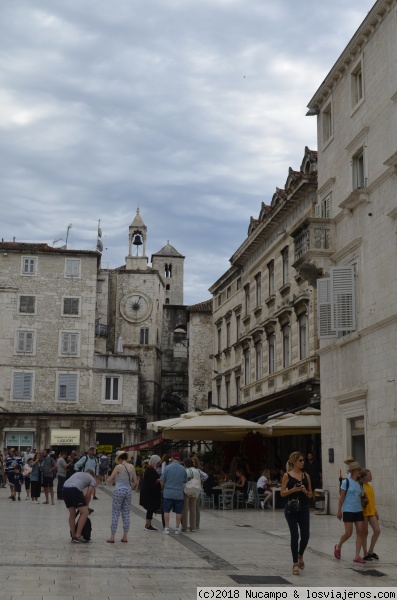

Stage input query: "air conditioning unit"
[{"left": 137, "top": 404, "right": 144, "bottom": 416}]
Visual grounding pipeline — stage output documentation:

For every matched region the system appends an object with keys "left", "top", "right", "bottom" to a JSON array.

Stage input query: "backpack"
[
  {"left": 99, "top": 456, "right": 109, "bottom": 469},
  {"left": 183, "top": 468, "right": 201, "bottom": 497},
  {"left": 78, "top": 457, "right": 88, "bottom": 472},
  {"left": 81, "top": 517, "right": 92, "bottom": 542}
]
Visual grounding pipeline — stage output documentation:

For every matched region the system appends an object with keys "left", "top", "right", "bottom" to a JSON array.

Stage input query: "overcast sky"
[{"left": 1, "top": 0, "right": 375, "bottom": 305}]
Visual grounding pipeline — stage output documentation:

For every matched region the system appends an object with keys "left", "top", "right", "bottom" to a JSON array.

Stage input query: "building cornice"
[{"left": 307, "top": 0, "right": 397, "bottom": 110}]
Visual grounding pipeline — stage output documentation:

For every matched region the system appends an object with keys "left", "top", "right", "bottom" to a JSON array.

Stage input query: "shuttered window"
[
  {"left": 58, "top": 374, "right": 78, "bottom": 401},
  {"left": 17, "top": 331, "right": 34, "bottom": 353},
  {"left": 317, "top": 266, "right": 356, "bottom": 338},
  {"left": 331, "top": 266, "right": 356, "bottom": 331},
  {"left": 61, "top": 333, "right": 79, "bottom": 355},
  {"left": 317, "top": 279, "right": 337, "bottom": 339},
  {"left": 66, "top": 259, "right": 80, "bottom": 277},
  {"left": 63, "top": 298, "right": 79, "bottom": 315},
  {"left": 12, "top": 372, "right": 33, "bottom": 400}
]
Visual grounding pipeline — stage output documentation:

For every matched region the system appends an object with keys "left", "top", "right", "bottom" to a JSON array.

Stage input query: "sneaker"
[
  {"left": 371, "top": 553, "right": 379, "bottom": 560},
  {"left": 163, "top": 528, "right": 170, "bottom": 535},
  {"left": 71, "top": 537, "right": 80, "bottom": 543},
  {"left": 353, "top": 557, "right": 366, "bottom": 564},
  {"left": 334, "top": 545, "right": 341, "bottom": 559},
  {"left": 363, "top": 554, "right": 373, "bottom": 561},
  {"left": 76, "top": 536, "right": 89, "bottom": 544},
  {"left": 174, "top": 528, "right": 180, "bottom": 535},
  {"left": 260, "top": 501, "right": 265, "bottom": 509},
  {"left": 144, "top": 525, "right": 158, "bottom": 531},
  {"left": 25, "top": 497, "right": 30, "bottom": 500}
]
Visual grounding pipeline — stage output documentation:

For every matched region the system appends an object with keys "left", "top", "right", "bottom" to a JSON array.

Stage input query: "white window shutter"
[
  {"left": 61, "top": 334, "right": 69, "bottom": 354},
  {"left": 13, "top": 372, "right": 32, "bottom": 399},
  {"left": 330, "top": 266, "right": 356, "bottom": 331},
  {"left": 324, "top": 193, "right": 332, "bottom": 218},
  {"left": 17, "top": 332, "right": 25, "bottom": 352},
  {"left": 317, "top": 278, "right": 337, "bottom": 339},
  {"left": 70, "top": 334, "right": 78, "bottom": 354},
  {"left": 314, "top": 204, "right": 321, "bottom": 217},
  {"left": 25, "top": 332, "right": 34, "bottom": 352}
]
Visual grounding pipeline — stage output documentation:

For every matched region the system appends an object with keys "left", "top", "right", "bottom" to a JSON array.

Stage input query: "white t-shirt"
[{"left": 257, "top": 475, "right": 269, "bottom": 490}]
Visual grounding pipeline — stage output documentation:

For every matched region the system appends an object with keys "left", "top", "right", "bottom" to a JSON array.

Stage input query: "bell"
[{"left": 132, "top": 234, "right": 143, "bottom": 246}]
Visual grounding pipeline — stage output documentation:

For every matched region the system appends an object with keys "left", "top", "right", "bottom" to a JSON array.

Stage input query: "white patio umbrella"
[
  {"left": 264, "top": 407, "right": 321, "bottom": 436},
  {"left": 147, "top": 411, "right": 201, "bottom": 433},
  {"left": 162, "top": 407, "right": 269, "bottom": 441}
]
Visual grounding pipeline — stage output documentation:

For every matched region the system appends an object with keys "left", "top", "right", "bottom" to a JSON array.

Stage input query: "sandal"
[
  {"left": 298, "top": 556, "right": 305, "bottom": 570},
  {"left": 106, "top": 539, "right": 115, "bottom": 544},
  {"left": 292, "top": 565, "right": 300, "bottom": 576}
]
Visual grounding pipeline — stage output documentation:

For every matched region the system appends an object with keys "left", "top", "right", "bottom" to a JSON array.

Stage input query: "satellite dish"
[{"left": 97, "top": 240, "right": 103, "bottom": 252}]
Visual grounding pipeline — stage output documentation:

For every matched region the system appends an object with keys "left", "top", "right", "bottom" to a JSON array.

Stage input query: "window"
[
  {"left": 140, "top": 327, "right": 149, "bottom": 345},
  {"left": 226, "top": 321, "right": 231, "bottom": 348},
  {"left": 244, "top": 348, "right": 250, "bottom": 385},
  {"left": 352, "top": 149, "right": 365, "bottom": 189},
  {"left": 236, "top": 277, "right": 241, "bottom": 290},
  {"left": 12, "top": 372, "right": 33, "bottom": 401},
  {"left": 21, "top": 257, "right": 37, "bottom": 276},
  {"left": 317, "top": 266, "right": 356, "bottom": 338},
  {"left": 166, "top": 284, "right": 170, "bottom": 290},
  {"left": 268, "top": 261, "right": 275, "bottom": 296},
  {"left": 217, "top": 294, "right": 222, "bottom": 307},
  {"left": 63, "top": 297, "right": 80, "bottom": 316},
  {"left": 19, "top": 296, "right": 35, "bottom": 314},
  {"left": 102, "top": 376, "right": 122, "bottom": 404},
  {"left": 235, "top": 375, "right": 241, "bottom": 405},
  {"left": 244, "top": 284, "right": 250, "bottom": 315},
  {"left": 225, "top": 379, "right": 230, "bottom": 408},
  {"left": 268, "top": 333, "right": 275, "bottom": 374},
  {"left": 322, "top": 102, "right": 333, "bottom": 144},
  {"left": 216, "top": 381, "right": 221, "bottom": 404},
  {"left": 58, "top": 373, "right": 78, "bottom": 402},
  {"left": 255, "top": 341, "right": 262, "bottom": 380},
  {"left": 165, "top": 263, "right": 172, "bottom": 278},
  {"left": 16, "top": 331, "right": 34, "bottom": 354},
  {"left": 282, "top": 324, "right": 290, "bottom": 368},
  {"left": 315, "top": 193, "right": 332, "bottom": 218},
  {"left": 226, "top": 286, "right": 231, "bottom": 299},
  {"left": 60, "top": 332, "right": 79, "bottom": 355},
  {"left": 255, "top": 272, "right": 262, "bottom": 306},
  {"left": 236, "top": 314, "right": 241, "bottom": 341},
  {"left": 217, "top": 327, "right": 222, "bottom": 354},
  {"left": 298, "top": 314, "right": 308, "bottom": 360},
  {"left": 65, "top": 259, "right": 80, "bottom": 277},
  {"left": 96, "top": 281, "right": 103, "bottom": 293},
  {"left": 281, "top": 247, "right": 289, "bottom": 285},
  {"left": 351, "top": 61, "right": 364, "bottom": 107}
]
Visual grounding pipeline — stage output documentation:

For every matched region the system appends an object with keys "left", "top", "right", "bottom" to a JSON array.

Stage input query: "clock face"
[{"left": 121, "top": 293, "right": 151, "bottom": 323}]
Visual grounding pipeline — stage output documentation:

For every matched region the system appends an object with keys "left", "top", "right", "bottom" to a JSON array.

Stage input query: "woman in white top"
[
  {"left": 106, "top": 451, "right": 137, "bottom": 544},
  {"left": 257, "top": 469, "right": 273, "bottom": 509}
]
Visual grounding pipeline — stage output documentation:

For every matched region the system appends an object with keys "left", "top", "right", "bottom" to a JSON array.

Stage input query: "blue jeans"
[{"left": 284, "top": 504, "right": 310, "bottom": 563}]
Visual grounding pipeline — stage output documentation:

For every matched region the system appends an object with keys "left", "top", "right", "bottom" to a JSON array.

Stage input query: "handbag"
[
  {"left": 286, "top": 498, "right": 300, "bottom": 514},
  {"left": 184, "top": 468, "right": 201, "bottom": 497}
]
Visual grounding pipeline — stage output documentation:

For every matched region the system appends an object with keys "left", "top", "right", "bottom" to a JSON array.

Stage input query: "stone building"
[
  {"left": 209, "top": 148, "right": 321, "bottom": 452},
  {"left": 0, "top": 210, "right": 211, "bottom": 452},
  {"left": 306, "top": 0, "right": 397, "bottom": 525}
]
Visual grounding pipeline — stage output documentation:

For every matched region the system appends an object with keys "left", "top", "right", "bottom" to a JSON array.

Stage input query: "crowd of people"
[{"left": 0, "top": 446, "right": 380, "bottom": 573}]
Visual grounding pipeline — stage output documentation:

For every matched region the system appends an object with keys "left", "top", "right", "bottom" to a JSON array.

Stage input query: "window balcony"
[
  {"left": 291, "top": 218, "right": 335, "bottom": 285},
  {"left": 95, "top": 323, "right": 109, "bottom": 337}
]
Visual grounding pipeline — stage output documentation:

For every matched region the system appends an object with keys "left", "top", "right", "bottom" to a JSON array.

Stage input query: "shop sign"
[{"left": 50, "top": 429, "right": 80, "bottom": 446}]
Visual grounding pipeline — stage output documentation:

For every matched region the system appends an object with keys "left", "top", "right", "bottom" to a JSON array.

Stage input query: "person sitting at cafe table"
[{"left": 235, "top": 468, "right": 249, "bottom": 502}]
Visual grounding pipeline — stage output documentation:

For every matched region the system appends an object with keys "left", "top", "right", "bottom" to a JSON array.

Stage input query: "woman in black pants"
[
  {"left": 139, "top": 454, "right": 162, "bottom": 531},
  {"left": 280, "top": 451, "right": 313, "bottom": 576}
]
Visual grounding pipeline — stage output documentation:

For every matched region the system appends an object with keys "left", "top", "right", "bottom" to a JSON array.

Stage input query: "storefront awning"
[{"left": 123, "top": 435, "right": 164, "bottom": 452}]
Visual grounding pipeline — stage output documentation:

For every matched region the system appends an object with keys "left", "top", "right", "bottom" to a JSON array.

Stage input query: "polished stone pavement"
[{"left": 1, "top": 483, "right": 396, "bottom": 599}]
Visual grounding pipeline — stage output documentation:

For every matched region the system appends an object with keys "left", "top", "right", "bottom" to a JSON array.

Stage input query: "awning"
[{"left": 123, "top": 435, "right": 164, "bottom": 452}]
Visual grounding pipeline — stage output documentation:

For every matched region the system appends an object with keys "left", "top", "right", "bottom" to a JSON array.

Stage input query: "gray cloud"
[{"left": 1, "top": 0, "right": 375, "bottom": 304}]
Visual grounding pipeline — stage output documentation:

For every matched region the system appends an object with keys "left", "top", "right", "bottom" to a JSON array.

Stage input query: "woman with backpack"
[{"left": 334, "top": 461, "right": 367, "bottom": 564}]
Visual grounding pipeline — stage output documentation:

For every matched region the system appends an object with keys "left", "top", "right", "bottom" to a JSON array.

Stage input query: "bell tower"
[{"left": 126, "top": 208, "right": 148, "bottom": 270}]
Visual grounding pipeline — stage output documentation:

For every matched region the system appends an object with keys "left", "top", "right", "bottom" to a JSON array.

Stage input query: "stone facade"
[
  {"left": 306, "top": 0, "right": 397, "bottom": 525},
  {"left": 0, "top": 211, "right": 212, "bottom": 452},
  {"left": 209, "top": 148, "right": 321, "bottom": 437},
  {"left": 187, "top": 300, "right": 213, "bottom": 412}
]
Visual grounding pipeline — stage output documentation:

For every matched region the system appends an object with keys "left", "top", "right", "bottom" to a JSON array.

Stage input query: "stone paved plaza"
[{"left": 1, "top": 484, "right": 396, "bottom": 599}]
